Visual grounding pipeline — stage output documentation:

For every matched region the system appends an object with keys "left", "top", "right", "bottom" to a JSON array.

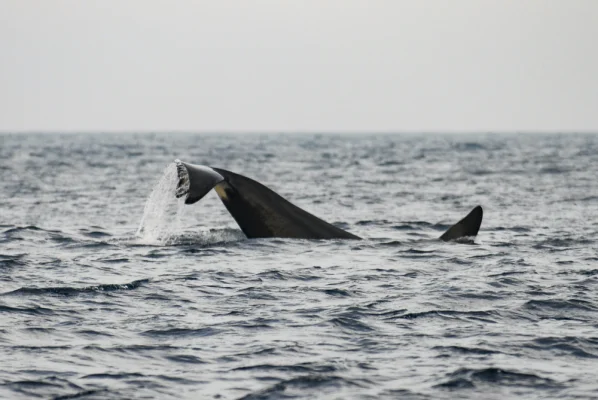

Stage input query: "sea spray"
[{"left": 136, "top": 163, "right": 188, "bottom": 245}]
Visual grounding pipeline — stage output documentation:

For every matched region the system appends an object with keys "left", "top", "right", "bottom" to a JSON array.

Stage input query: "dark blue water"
[{"left": 1, "top": 133, "right": 597, "bottom": 399}]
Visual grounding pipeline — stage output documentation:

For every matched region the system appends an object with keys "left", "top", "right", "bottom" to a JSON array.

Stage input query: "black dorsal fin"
[{"left": 440, "top": 206, "right": 483, "bottom": 241}]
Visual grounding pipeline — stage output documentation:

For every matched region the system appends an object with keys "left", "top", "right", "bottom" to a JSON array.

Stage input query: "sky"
[{"left": 1, "top": 1, "right": 597, "bottom": 132}]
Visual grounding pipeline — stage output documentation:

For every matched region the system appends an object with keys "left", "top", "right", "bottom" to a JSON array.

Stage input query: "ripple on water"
[
  {"left": 0, "top": 254, "right": 27, "bottom": 270},
  {"left": 2, "top": 376, "right": 94, "bottom": 399},
  {"left": 435, "top": 367, "right": 563, "bottom": 391},
  {"left": 2, "top": 279, "right": 150, "bottom": 297},
  {"left": 141, "top": 327, "right": 223, "bottom": 338},
  {"left": 522, "top": 299, "right": 598, "bottom": 321},
  {"left": 238, "top": 375, "right": 371, "bottom": 400}
]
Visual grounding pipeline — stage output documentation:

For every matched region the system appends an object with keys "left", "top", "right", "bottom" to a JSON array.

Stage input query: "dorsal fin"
[{"left": 440, "top": 206, "right": 483, "bottom": 241}]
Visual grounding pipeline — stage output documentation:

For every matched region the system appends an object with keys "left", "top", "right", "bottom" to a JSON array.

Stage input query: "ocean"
[{"left": 1, "top": 132, "right": 597, "bottom": 399}]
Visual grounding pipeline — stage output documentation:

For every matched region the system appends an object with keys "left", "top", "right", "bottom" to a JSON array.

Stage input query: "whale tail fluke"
[
  {"left": 175, "top": 160, "right": 225, "bottom": 205},
  {"left": 440, "top": 206, "right": 483, "bottom": 242}
]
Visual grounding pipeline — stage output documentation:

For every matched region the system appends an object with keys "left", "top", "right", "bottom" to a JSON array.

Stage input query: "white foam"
[{"left": 135, "top": 163, "right": 188, "bottom": 245}]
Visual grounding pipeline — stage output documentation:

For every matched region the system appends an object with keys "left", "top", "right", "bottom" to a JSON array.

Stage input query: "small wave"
[
  {"left": 322, "top": 288, "right": 353, "bottom": 297},
  {"left": 468, "top": 169, "right": 495, "bottom": 176},
  {"left": 433, "top": 345, "right": 500, "bottom": 356},
  {"left": 2, "top": 225, "right": 45, "bottom": 234},
  {"left": 82, "top": 344, "right": 181, "bottom": 354},
  {"left": 82, "top": 371, "right": 191, "bottom": 389},
  {"left": 233, "top": 362, "right": 337, "bottom": 374},
  {"left": 392, "top": 224, "right": 423, "bottom": 231},
  {"left": 378, "top": 160, "right": 404, "bottom": 166},
  {"left": 53, "top": 389, "right": 106, "bottom": 400},
  {"left": 256, "top": 269, "right": 321, "bottom": 281},
  {"left": 236, "top": 287, "right": 280, "bottom": 301},
  {"left": 97, "top": 257, "right": 130, "bottom": 264},
  {"left": 75, "top": 329, "right": 114, "bottom": 338},
  {"left": 524, "top": 336, "right": 598, "bottom": 358},
  {"left": 489, "top": 226, "right": 532, "bottom": 233},
  {"left": 404, "top": 221, "right": 435, "bottom": 228},
  {"left": 453, "top": 142, "right": 486, "bottom": 151},
  {"left": 378, "top": 240, "right": 404, "bottom": 247},
  {"left": 9, "top": 345, "right": 72, "bottom": 352},
  {"left": 3, "top": 376, "right": 86, "bottom": 399},
  {"left": 447, "top": 236, "right": 477, "bottom": 244},
  {"left": 533, "top": 237, "right": 593, "bottom": 250},
  {"left": 1, "top": 226, "right": 84, "bottom": 247},
  {"left": 355, "top": 219, "right": 392, "bottom": 226},
  {"left": 142, "top": 327, "right": 222, "bottom": 338},
  {"left": 78, "top": 241, "right": 113, "bottom": 249},
  {"left": 399, "top": 248, "right": 439, "bottom": 258},
  {"left": 238, "top": 375, "right": 368, "bottom": 400},
  {"left": 386, "top": 310, "right": 497, "bottom": 323},
  {"left": 0, "top": 305, "right": 55, "bottom": 315},
  {"left": 524, "top": 299, "right": 598, "bottom": 311},
  {"left": 49, "top": 235, "right": 77, "bottom": 244},
  {"left": 3, "top": 279, "right": 149, "bottom": 297},
  {"left": 164, "top": 354, "right": 206, "bottom": 364},
  {"left": 79, "top": 229, "right": 112, "bottom": 239},
  {"left": 570, "top": 268, "right": 598, "bottom": 276},
  {"left": 82, "top": 372, "right": 145, "bottom": 380},
  {"left": 329, "top": 316, "right": 374, "bottom": 332},
  {"left": 540, "top": 166, "right": 570, "bottom": 174},
  {"left": 435, "top": 367, "right": 561, "bottom": 390},
  {"left": 227, "top": 319, "right": 276, "bottom": 330},
  {"left": 0, "top": 254, "right": 27, "bottom": 269}
]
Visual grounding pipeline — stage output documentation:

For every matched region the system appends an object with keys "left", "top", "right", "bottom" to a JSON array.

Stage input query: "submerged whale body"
[{"left": 175, "top": 160, "right": 483, "bottom": 241}]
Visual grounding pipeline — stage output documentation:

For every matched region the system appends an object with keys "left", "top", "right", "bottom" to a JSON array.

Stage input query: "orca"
[
  {"left": 439, "top": 205, "right": 483, "bottom": 241},
  {"left": 175, "top": 160, "right": 482, "bottom": 241}
]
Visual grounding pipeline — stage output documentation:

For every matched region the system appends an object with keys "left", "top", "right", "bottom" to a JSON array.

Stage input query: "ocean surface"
[{"left": 1, "top": 132, "right": 597, "bottom": 399}]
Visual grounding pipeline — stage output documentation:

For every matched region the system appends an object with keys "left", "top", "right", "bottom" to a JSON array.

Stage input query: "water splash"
[
  {"left": 134, "top": 162, "right": 245, "bottom": 246},
  {"left": 136, "top": 163, "right": 188, "bottom": 245}
]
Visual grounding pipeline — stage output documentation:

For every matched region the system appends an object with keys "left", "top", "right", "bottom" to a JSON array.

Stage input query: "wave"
[
  {"left": 533, "top": 237, "right": 594, "bottom": 250},
  {"left": 256, "top": 269, "right": 322, "bottom": 282},
  {"left": 0, "top": 304, "right": 55, "bottom": 315},
  {"left": 233, "top": 362, "right": 337, "bottom": 374},
  {"left": 329, "top": 316, "right": 374, "bottom": 332},
  {"left": 2, "top": 279, "right": 149, "bottom": 297},
  {"left": 435, "top": 367, "right": 561, "bottom": 390},
  {"left": 238, "top": 375, "right": 370, "bottom": 400},
  {"left": 141, "top": 327, "right": 222, "bottom": 338},
  {"left": 522, "top": 336, "right": 598, "bottom": 358},
  {"left": 433, "top": 345, "right": 501, "bottom": 356},
  {"left": 2, "top": 225, "right": 46, "bottom": 234},
  {"left": 385, "top": 309, "right": 498, "bottom": 323},
  {"left": 523, "top": 299, "right": 598, "bottom": 313},
  {"left": 0, "top": 254, "right": 27, "bottom": 270},
  {"left": 3, "top": 376, "right": 91, "bottom": 399}
]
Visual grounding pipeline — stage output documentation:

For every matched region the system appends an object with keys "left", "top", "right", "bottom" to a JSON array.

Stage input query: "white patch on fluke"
[
  {"left": 174, "top": 159, "right": 190, "bottom": 198},
  {"left": 136, "top": 163, "right": 188, "bottom": 245}
]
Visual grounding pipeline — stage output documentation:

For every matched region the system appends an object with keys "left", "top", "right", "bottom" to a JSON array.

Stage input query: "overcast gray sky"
[{"left": 1, "top": 1, "right": 597, "bottom": 132}]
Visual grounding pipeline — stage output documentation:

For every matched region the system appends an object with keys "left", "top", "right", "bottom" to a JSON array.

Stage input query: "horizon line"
[{"left": 2, "top": 130, "right": 598, "bottom": 135}]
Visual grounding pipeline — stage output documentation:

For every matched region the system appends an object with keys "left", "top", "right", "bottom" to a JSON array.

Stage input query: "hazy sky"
[{"left": 2, "top": 1, "right": 597, "bottom": 132}]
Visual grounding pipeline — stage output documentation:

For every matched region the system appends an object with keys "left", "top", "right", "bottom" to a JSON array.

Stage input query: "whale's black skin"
[
  {"left": 176, "top": 161, "right": 359, "bottom": 239},
  {"left": 175, "top": 161, "right": 483, "bottom": 241},
  {"left": 439, "top": 205, "right": 483, "bottom": 242}
]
